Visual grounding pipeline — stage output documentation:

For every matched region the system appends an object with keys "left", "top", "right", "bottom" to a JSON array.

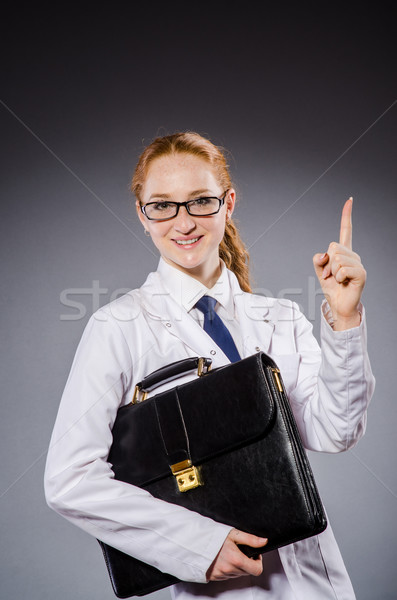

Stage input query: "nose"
[{"left": 173, "top": 205, "right": 197, "bottom": 233}]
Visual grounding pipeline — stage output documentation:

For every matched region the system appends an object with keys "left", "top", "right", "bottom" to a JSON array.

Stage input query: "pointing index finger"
[{"left": 339, "top": 197, "right": 353, "bottom": 249}]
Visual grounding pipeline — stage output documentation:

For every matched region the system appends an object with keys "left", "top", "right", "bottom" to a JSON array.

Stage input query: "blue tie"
[{"left": 195, "top": 296, "right": 241, "bottom": 363}]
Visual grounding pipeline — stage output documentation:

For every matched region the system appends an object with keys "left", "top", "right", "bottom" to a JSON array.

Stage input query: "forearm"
[
  {"left": 45, "top": 444, "right": 231, "bottom": 582},
  {"left": 289, "top": 301, "right": 375, "bottom": 452}
]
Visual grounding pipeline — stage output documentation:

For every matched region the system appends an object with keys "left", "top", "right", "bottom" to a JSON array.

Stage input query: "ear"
[
  {"left": 225, "top": 188, "right": 236, "bottom": 220},
  {"left": 136, "top": 202, "right": 147, "bottom": 229}
]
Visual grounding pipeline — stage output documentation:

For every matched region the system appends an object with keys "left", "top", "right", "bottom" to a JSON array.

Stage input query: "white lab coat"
[{"left": 44, "top": 260, "right": 375, "bottom": 600}]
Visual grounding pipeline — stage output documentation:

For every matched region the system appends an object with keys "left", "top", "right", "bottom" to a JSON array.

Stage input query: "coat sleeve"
[
  {"left": 287, "top": 300, "right": 376, "bottom": 453},
  {"left": 44, "top": 309, "right": 232, "bottom": 583}
]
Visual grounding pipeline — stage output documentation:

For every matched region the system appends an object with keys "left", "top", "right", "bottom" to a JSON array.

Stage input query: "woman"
[{"left": 44, "top": 132, "right": 375, "bottom": 599}]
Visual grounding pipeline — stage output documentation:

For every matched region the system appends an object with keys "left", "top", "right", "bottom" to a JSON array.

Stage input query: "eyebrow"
[{"left": 148, "top": 189, "right": 215, "bottom": 201}]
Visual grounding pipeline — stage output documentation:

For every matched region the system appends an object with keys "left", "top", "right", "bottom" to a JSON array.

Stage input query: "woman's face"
[{"left": 137, "top": 153, "right": 235, "bottom": 286}]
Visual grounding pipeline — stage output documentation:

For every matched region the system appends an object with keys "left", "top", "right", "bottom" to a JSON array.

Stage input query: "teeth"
[{"left": 176, "top": 237, "right": 200, "bottom": 245}]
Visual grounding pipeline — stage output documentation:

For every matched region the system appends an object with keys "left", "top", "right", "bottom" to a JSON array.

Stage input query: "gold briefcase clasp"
[{"left": 171, "top": 460, "right": 202, "bottom": 492}]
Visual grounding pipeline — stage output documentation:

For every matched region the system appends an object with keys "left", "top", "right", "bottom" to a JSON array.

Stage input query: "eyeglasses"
[{"left": 140, "top": 191, "right": 228, "bottom": 221}]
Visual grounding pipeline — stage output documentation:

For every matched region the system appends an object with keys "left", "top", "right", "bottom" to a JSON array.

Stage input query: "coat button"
[{"left": 210, "top": 350, "right": 216, "bottom": 355}]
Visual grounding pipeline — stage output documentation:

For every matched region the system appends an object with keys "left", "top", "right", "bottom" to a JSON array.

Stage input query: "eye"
[
  {"left": 191, "top": 197, "right": 213, "bottom": 206},
  {"left": 152, "top": 201, "right": 173, "bottom": 211}
]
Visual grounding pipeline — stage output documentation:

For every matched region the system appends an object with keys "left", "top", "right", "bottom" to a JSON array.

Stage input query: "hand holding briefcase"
[{"left": 99, "top": 351, "right": 327, "bottom": 597}]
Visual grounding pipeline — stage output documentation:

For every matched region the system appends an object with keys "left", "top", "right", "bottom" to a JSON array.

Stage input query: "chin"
[
  {"left": 169, "top": 256, "right": 205, "bottom": 271},
  {"left": 163, "top": 248, "right": 211, "bottom": 270}
]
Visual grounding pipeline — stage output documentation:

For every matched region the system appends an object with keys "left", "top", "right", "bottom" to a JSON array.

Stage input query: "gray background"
[{"left": 1, "top": 4, "right": 396, "bottom": 599}]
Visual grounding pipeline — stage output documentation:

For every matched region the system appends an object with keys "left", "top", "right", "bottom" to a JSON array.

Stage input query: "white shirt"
[{"left": 157, "top": 258, "right": 244, "bottom": 356}]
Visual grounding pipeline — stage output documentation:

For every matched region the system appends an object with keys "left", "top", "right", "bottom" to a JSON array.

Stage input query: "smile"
[{"left": 174, "top": 237, "right": 202, "bottom": 246}]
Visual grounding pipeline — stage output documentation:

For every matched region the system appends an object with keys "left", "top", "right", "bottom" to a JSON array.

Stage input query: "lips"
[{"left": 173, "top": 235, "right": 203, "bottom": 246}]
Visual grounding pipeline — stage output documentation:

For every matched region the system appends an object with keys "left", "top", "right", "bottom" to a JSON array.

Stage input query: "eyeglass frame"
[{"left": 139, "top": 190, "right": 229, "bottom": 222}]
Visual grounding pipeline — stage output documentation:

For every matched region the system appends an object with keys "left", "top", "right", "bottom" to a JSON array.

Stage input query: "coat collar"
[
  {"left": 232, "top": 274, "right": 275, "bottom": 357},
  {"left": 139, "top": 266, "right": 275, "bottom": 366}
]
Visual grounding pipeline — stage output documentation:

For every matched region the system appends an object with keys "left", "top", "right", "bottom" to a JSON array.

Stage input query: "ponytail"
[{"left": 220, "top": 220, "right": 251, "bottom": 292}]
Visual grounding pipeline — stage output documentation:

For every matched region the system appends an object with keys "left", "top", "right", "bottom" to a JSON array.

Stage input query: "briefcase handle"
[{"left": 132, "top": 356, "right": 213, "bottom": 403}]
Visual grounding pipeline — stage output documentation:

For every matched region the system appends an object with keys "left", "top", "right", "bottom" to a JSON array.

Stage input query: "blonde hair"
[{"left": 131, "top": 132, "right": 252, "bottom": 292}]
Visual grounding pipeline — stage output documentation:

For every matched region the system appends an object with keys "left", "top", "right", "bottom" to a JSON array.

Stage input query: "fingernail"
[{"left": 320, "top": 253, "right": 327, "bottom": 260}]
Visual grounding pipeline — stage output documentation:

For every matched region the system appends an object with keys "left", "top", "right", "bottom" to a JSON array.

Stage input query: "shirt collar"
[{"left": 157, "top": 257, "right": 234, "bottom": 316}]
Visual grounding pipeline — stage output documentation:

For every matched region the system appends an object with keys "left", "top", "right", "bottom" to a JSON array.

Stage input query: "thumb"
[
  {"left": 230, "top": 529, "right": 268, "bottom": 548},
  {"left": 313, "top": 252, "right": 328, "bottom": 280}
]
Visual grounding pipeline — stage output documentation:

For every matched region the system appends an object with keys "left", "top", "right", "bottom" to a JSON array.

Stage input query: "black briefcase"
[{"left": 98, "top": 352, "right": 327, "bottom": 598}]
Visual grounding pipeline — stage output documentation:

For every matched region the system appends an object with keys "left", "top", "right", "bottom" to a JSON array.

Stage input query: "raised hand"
[
  {"left": 206, "top": 529, "right": 267, "bottom": 581},
  {"left": 313, "top": 198, "right": 366, "bottom": 330}
]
